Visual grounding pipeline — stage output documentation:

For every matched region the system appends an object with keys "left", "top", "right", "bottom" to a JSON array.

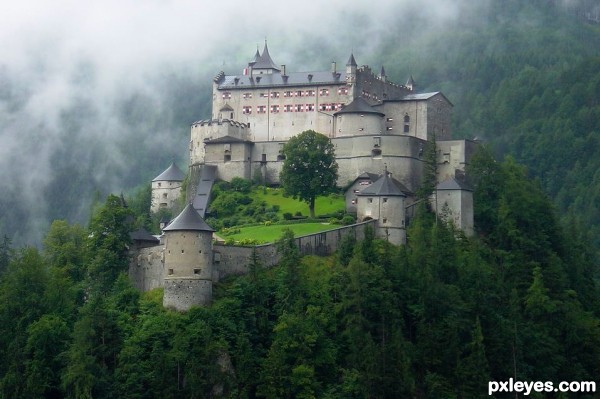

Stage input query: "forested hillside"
[{"left": 0, "top": 151, "right": 598, "bottom": 398}]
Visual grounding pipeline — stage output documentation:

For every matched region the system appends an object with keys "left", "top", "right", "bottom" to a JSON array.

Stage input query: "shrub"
[
  {"left": 341, "top": 215, "right": 356, "bottom": 225},
  {"left": 295, "top": 211, "right": 303, "bottom": 217},
  {"left": 283, "top": 212, "right": 293, "bottom": 220}
]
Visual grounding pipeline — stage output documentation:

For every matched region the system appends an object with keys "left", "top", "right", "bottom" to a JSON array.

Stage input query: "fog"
[{"left": 0, "top": 0, "right": 489, "bottom": 245}]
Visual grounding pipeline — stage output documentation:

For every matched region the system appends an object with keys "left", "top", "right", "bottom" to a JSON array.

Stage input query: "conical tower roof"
[
  {"left": 152, "top": 163, "right": 185, "bottom": 182},
  {"left": 163, "top": 203, "right": 215, "bottom": 232},
  {"left": 436, "top": 177, "right": 472, "bottom": 191},
  {"left": 252, "top": 41, "right": 280, "bottom": 71},
  {"left": 346, "top": 53, "right": 357, "bottom": 67},
  {"left": 248, "top": 47, "right": 260, "bottom": 66},
  {"left": 334, "top": 97, "right": 385, "bottom": 116},
  {"left": 357, "top": 170, "right": 407, "bottom": 197}
]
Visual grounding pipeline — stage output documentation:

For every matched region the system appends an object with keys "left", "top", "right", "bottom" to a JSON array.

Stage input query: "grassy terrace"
[
  {"left": 212, "top": 186, "right": 347, "bottom": 244},
  {"left": 253, "top": 187, "right": 345, "bottom": 217},
  {"left": 219, "top": 222, "right": 339, "bottom": 244}
]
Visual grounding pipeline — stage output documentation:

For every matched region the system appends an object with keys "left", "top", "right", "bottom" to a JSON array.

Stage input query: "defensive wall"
[{"left": 128, "top": 219, "right": 377, "bottom": 291}]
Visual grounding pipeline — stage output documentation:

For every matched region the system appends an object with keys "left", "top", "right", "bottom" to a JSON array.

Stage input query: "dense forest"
[{"left": 0, "top": 148, "right": 598, "bottom": 398}]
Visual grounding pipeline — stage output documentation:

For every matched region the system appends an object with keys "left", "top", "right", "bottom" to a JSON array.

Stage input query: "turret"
[
  {"left": 356, "top": 168, "right": 409, "bottom": 245},
  {"left": 334, "top": 97, "right": 384, "bottom": 137},
  {"left": 162, "top": 203, "right": 215, "bottom": 311},
  {"left": 434, "top": 178, "right": 474, "bottom": 236},
  {"left": 151, "top": 163, "right": 185, "bottom": 213},
  {"left": 346, "top": 53, "right": 357, "bottom": 85},
  {"left": 251, "top": 41, "right": 280, "bottom": 76},
  {"left": 406, "top": 75, "right": 416, "bottom": 91}
]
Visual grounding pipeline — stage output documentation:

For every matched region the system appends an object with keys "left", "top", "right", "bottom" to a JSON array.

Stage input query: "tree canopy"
[{"left": 279, "top": 130, "right": 338, "bottom": 218}]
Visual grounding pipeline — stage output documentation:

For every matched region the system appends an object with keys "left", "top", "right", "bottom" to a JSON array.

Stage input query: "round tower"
[
  {"left": 162, "top": 203, "right": 215, "bottom": 311},
  {"left": 151, "top": 163, "right": 185, "bottom": 213},
  {"left": 356, "top": 169, "right": 408, "bottom": 245},
  {"left": 334, "top": 97, "right": 384, "bottom": 137}
]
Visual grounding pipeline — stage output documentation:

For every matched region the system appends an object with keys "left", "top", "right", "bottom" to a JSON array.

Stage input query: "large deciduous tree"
[{"left": 279, "top": 130, "right": 338, "bottom": 218}]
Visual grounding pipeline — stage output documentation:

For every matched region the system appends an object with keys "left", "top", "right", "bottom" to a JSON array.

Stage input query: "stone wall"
[
  {"left": 213, "top": 219, "right": 376, "bottom": 280},
  {"left": 129, "top": 245, "right": 164, "bottom": 291}
]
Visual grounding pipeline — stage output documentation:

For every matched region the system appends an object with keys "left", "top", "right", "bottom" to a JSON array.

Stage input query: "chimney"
[
  {"left": 281, "top": 64, "right": 286, "bottom": 75},
  {"left": 331, "top": 61, "right": 337, "bottom": 73}
]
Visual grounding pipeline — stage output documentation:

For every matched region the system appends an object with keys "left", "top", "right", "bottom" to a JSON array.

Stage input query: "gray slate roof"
[
  {"left": 357, "top": 172, "right": 407, "bottom": 197},
  {"left": 153, "top": 163, "right": 185, "bottom": 182},
  {"left": 436, "top": 177, "right": 473, "bottom": 191},
  {"left": 163, "top": 203, "right": 215, "bottom": 232},
  {"left": 252, "top": 42, "right": 280, "bottom": 71},
  {"left": 334, "top": 97, "right": 385, "bottom": 116},
  {"left": 347, "top": 53, "right": 357, "bottom": 66},
  {"left": 130, "top": 228, "right": 159, "bottom": 243}
]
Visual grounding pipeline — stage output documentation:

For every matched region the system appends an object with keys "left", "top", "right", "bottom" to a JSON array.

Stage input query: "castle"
[{"left": 134, "top": 42, "right": 477, "bottom": 311}]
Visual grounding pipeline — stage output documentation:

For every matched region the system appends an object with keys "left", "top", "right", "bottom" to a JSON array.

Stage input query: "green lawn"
[
  {"left": 221, "top": 222, "right": 338, "bottom": 244},
  {"left": 253, "top": 187, "right": 344, "bottom": 217}
]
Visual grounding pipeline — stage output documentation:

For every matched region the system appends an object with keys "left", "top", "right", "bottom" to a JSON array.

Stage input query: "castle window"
[
  {"left": 284, "top": 104, "right": 293, "bottom": 112},
  {"left": 270, "top": 105, "right": 280, "bottom": 113},
  {"left": 243, "top": 106, "right": 252, "bottom": 114},
  {"left": 284, "top": 91, "right": 292, "bottom": 97},
  {"left": 319, "top": 88, "right": 329, "bottom": 96},
  {"left": 443, "top": 153, "right": 450, "bottom": 163},
  {"left": 224, "top": 154, "right": 231, "bottom": 162},
  {"left": 194, "top": 268, "right": 201, "bottom": 275},
  {"left": 404, "top": 124, "right": 410, "bottom": 133},
  {"left": 181, "top": 249, "right": 184, "bottom": 253},
  {"left": 224, "top": 144, "right": 231, "bottom": 152},
  {"left": 261, "top": 154, "right": 267, "bottom": 162},
  {"left": 158, "top": 182, "right": 162, "bottom": 187},
  {"left": 243, "top": 93, "right": 252, "bottom": 99},
  {"left": 296, "top": 90, "right": 303, "bottom": 97},
  {"left": 306, "top": 104, "right": 315, "bottom": 112},
  {"left": 387, "top": 117, "right": 393, "bottom": 122},
  {"left": 338, "top": 86, "right": 349, "bottom": 95},
  {"left": 257, "top": 106, "right": 266, "bottom": 113},
  {"left": 222, "top": 92, "right": 231, "bottom": 99},
  {"left": 295, "top": 104, "right": 304, "bottom": 112},
  {"left": 372, "top": 148, "right": 382, "bottom": 157},
  {"left": 319, "top": 104, "right": 327, "bottom": 111},
  {"left": 270, "top": 91, "right": 280, "bottom": 98},
  {"left": 168, "top": 269, "right": 174, "bottom": 275},
  {"left": 383, "top": 198, "right": 388, "bottom": 203},
  {"left": 160, "top": 203, "right": 167, "bottom": 208},
  {"left": 358, "top": 128, "right": 364, "bottom": 131},
  {"left": 163, "top": 193, "right": 168, "bottom": 199},
  {"left": 277, "top": 154, "right": 286, "bottom": 161},
  {"left": 383, "top": 218, "right": 387, "bottom": 223},
  {"left": 404, "top": 114, "right": 410, "bottom": 123},
  {"left": 307, "top": 90, "right": 315, "bottom": 96},
  {"left": 386, "top": 127, "right": 393, "bottom": 131},
  {"left": 368, "top": 198, "right": 373, "bottom": 203},
  {"left": 334, "top": 103, "right": 342, "bottom": 111},
  {"left": 373, "top": 137, "right": 381, "bottom": 147}
]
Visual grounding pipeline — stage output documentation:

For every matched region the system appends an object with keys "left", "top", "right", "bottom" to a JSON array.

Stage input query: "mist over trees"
[{"left": 1, "top": 0, "right": 599, "bottom": 253}]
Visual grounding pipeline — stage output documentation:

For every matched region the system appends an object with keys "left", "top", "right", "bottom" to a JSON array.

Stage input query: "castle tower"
[
  {"left": 434, "top": 178, "right": 474, "bottom": 236},
  {"left": 162, "top": 203, "right": 215, "bottom": 311},
  {"left": 334, "top": 97, "right": 385, "bottom": 137},
  {"left": 151, "top": 163, "right": 185, "bottom": 213},
  {"left": 346, "top": 53, "right": 357, "bottom": 87},
  {"left": 356, "top": 168, "right": 408, "bottom": 245}
]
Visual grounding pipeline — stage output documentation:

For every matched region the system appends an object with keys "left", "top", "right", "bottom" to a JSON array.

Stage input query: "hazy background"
[{"left": 1, "top": 0, "right": 597, "bottom": 245}]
